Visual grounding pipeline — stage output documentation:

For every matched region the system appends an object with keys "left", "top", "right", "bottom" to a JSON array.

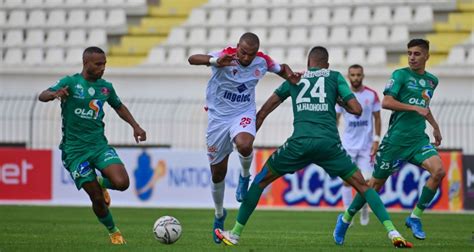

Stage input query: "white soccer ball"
[{"left": 153, "top": 216, "right": 182, "bottom": 244}]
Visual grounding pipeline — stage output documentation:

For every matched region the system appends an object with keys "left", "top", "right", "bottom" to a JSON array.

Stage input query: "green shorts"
[
  {"left": 373, "top": 137, "right": 438, "bottom": 179},
  {"left": 266, "top": 137, "right": 358, "bottom": 180},
  {"left": 61, "top": 146, "right": 123, "bottom": 190}
]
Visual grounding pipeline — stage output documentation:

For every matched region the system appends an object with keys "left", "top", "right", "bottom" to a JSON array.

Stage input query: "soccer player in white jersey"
[
  {"left": 188, "top": 32, "right": 300, "bottom": 244},
  {"left": 336, "top": 64, "right": 381, "bottom": 226}
]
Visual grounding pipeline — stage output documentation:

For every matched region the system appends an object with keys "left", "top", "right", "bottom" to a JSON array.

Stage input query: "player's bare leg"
[
  {"left": 83, "top": 180, "right": 125, "bottom": 244},
  {"left": 234, "top": 132, "right": 255, "bottom": 202},
  {"left": 98, "top": 164, "right": 130, "bottom": 207},
  {"left": 335, "top": 171, "right": 412, "bottom": 248},
  {"left": 406, "top": 155, "right": 445, "bottom": 240},
  {"left": 360, "top": 180, "right": 370, "bottom": 226},
  {"left": 101, "top": 164, "right": 130, "bottom": 191},
  {"left": 215, "top": 164, "right": 281, "bottom": 245},
  {"left": 341, "top": 181, "right": 354, "bottom": 227},
  {"left": 210, "top": 155, "right": 229, "bottom": 243}
]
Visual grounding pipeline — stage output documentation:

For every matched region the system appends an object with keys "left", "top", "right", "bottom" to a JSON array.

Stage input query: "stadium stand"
[
  {"left": 0, "top": 0, "right": 471, "bottom": 68},
  {"left": 136, "top": 0, "right": 468, "bottom": 68}
]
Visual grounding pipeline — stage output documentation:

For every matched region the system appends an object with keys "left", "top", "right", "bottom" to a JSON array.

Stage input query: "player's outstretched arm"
[
  {"left": 426, "top": 109, "right": 442, "bottom": 146},
  {"left": 38, "top": 87, "right": 69, "bottom": 102},
  {"left": 382, "top": 95, "right": 428, "bottom": 116},
  {"left": 256, "top": 93, "right": 283, "bottom": 132},
  {"left": 188, "top": 54, "right": 213, "bottom": 66},
  {"left": 188, "top": 54, "right": 237, "bottom": 67},
  {"left": 277, "top": 64, "right": 302, "bottom": 84},
  {"left": 337, "top": 97, "right": 362, "bottom": 116},
  {"left": 113, "top": 104, "right": 147, "bottom": 143}
]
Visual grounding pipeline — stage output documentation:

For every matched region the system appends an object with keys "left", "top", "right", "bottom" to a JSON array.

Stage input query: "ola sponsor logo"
[
  {"left": 422, "top": 89, "right": 432, "bottom": 101},
  {"left": 74, "top": 99, "right": 103, "bottom": 119},
  {"left": 89, "top": 99, "right": 103, "bottom": 119},
  {"left": 408, "top": 98, "right": 426, "bottom": 107}
]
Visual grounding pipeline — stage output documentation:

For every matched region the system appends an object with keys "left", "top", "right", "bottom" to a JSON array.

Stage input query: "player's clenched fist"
[
  {"left": 133, "top": 125, "right": 147, "bottom": 143},
  {"left": 54, "top": 87, "right": 69, "bottom": 100},
  {"left": 216, "top": 54, "right": 238, "bottom": 67}
]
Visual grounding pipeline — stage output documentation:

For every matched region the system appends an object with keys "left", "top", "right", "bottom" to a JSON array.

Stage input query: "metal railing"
[{"left": 1, "top": 95, "right": 473, "bottom": 154}]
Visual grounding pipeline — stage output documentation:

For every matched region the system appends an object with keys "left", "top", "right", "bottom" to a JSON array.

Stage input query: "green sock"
[
  {"left": 231, "top": 222, "right": 245, "bottom": 236},
  {"left": 343, "top": 193, "right": 367, "bottom": 223},
  {"left": 234, "top": 182, "right": 264, "bottom": 235},
  {"left": 98, "top": 176, "right": 113, "bottom": 189},
  {"left": 383, "top": 220, "right": 395, "bottom": 232},
  {"left": 412, "top": 186, "right": 436, "bottom": 218},
  {"left": 364, "top": 188, "right": 394, "bottom": 232},
  {"left": 98, "top": 210, "right": 119, "bottom": 233},
  {"left": 412, "top": 206, "right": 424, "bottom": 218}
]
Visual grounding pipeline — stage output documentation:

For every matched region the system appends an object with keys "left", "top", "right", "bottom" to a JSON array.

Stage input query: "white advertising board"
[{"left": 52, "top": 148, "right": 254, "bottom": 208}]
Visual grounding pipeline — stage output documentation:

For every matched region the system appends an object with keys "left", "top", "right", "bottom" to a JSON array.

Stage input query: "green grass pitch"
[{"left": 0, "top": 206, "right": 472, "bottom": 251}]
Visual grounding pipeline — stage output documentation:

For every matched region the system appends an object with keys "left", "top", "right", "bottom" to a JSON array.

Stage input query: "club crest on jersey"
[
  {"left": 73, "top": 84, "right": 85, "bottom": 99},
  {"left": 88, "top": 87, "right": 95, "bottom": 96},
  {"left": 419, "top": 79, "right": 426, "bottom": 87},
  {"left": 254, "top": 69, "right": 261, "bottom": 77}
]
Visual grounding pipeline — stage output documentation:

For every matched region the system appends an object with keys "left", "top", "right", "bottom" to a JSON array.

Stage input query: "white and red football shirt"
[
  {"left": 206, "top": 47, "right": 281, "bottom": 120},
  {"left": 336, "top": 86, "right": 381, "bottom": 150}
]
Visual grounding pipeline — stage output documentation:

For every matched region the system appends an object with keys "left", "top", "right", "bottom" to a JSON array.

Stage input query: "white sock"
[
  {"left": 341, "top": 185, "right": 354, "bottom": 209},
  {"left": 410, "top": 212, "right": 420, "bottom": 219},
  {"left": 388, "top": 230, "right": 401, "bottom": 239},
  {"left": 238, "top": 152, "right": 253, "bottom": 178},
  {"left": 211, "top": 180, "right": 225, "bottom": 218}
]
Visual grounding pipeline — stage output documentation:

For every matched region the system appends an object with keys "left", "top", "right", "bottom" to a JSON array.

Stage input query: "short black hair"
[
  {"left": 83, "top": 46, "right": 105, "bottom": 59},
  {"left": 407, "top": 39, "right": 430, "bottom": 51},
  {"left": 308, "top": 46, "right": 329, "bottom": 64},
  {"left": 239, "top": 32, "right": 260, "bottom": 47},
  {"left": 348, "top": 64, "right": 364, "bottom": 71}
]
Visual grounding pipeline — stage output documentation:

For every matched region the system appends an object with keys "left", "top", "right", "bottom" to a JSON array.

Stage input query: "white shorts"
[
  {"left": 206, "top": 114, "right": 256, "bottom": 165},
  {"left": 346, "top": 148, "right": 373, "bottom": 180}
]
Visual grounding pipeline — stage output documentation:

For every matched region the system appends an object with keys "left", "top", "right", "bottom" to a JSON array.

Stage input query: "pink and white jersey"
[
  {"left": 336, "top": 86, "right": 381, "bottom": 150},
  {"left": 206, "top": 47, "right": 281, "bottom": 120}
]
